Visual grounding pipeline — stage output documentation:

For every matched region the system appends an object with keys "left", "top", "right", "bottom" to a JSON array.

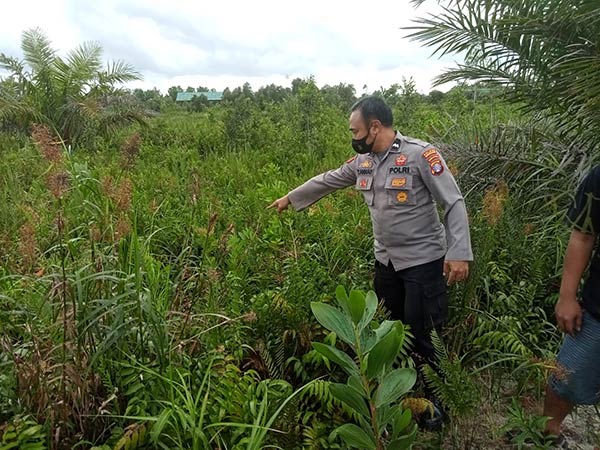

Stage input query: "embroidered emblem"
[
  {"left": 430, "top": 162, "right": 444, "bottom": 175},
  {"left": 395, "top": 155, "right": 407, "bottom": 166},
  {"left": 391, "top": 178, "right": 407, "bottom": 188},
  {"left": 422, "top": 148, "right": 440, "bottom": 161},
  {"left": 396, "top": 192, "right": 408, "bottom": 203}
]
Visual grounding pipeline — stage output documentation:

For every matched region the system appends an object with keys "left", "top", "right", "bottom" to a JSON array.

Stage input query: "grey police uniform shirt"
[{"left": 287, "top": 132, "right": 473, "bottom": 271}]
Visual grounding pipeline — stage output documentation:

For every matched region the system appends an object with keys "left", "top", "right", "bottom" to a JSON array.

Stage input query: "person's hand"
[
  {"left": 555, "top": 295, "right": 582, "bottom": 336},
  {"left": 267, "top": 195, "right": 291, "bottom": 213},
  {"left": 443, "top": 260, "right": 469, "bottom": 285}
]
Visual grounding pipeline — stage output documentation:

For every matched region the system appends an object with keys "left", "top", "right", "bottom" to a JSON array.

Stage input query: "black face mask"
[{"left": 352, "top": 127, "right": 375, "bottom": 154}]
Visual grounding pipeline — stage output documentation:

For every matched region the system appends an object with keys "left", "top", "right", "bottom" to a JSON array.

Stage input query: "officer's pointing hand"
[
  {"left": 268, "top": 195, "right": 291, "bottom": 213},
  {"left": 444, "top": 260, "right": 469, "bottom": 285}
]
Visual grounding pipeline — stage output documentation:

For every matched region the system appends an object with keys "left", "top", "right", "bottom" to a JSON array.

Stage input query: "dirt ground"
[
  {"left": 414, "top": 396, "right": 600, "bottom": 449},
  {"left": 562, "top": 405, "right": 600, "bottom": 450}
]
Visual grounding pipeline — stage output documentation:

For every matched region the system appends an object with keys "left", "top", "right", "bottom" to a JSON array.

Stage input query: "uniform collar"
[
  {"left": 369, "top": 131, "right": 403, "bottom": 158},
  {"left": 387, "top": 132, "right": 403, "bottom": 154}
]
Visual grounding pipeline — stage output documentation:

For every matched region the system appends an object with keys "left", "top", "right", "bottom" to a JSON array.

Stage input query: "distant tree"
[
  {"left": 190, "top": 93, "right": 209, "bottom": 112},
  {"left": 222, "top": 83, "right": 254, "bottom": 103},
  {"left": 197, "top": 86, "right": 209, "bottom": 92},
  {"left": 133, "top": 88, "right": 165, "bottom": 111},
  {"left": 255, "top": 83, "right": 291, "bottom": 106},
  {"left": 291, "top": 77, "right": 309, "bottom": 95},
  {"left": 320, "top": 83, "right": 357, "bottom": 112},
  {"left": 185, "top": 86, "right": 195, "bottom": 92},
  {"left": 167, "top": 85, "right": 182, "bottom": 102},
  {"left": 0, "top": 27, "right": 144, "bottom": 144},
  {"left": 242, "top": 82, "right": 253, "bottom": 98},
  {"left": 427, "top": 90, "right": 445, "bottom": 104}
]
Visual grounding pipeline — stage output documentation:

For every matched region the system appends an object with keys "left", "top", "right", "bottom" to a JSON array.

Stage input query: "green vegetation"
[{"left": 2, "top": 0, "right": 600, "bottom": 447}]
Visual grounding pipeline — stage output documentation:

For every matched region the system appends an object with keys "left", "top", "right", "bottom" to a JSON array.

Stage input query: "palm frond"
[
  {"left": 406, "top": 0, "right": 600, "bottom": 146},
  {"left": 100, "top": 60, "right": 142, "bottom": 86},
  {"left": 66, "top": 41, "right": 103, "bottom": 77},
  {"left": 0, "top": 92, "right": 46, "bottom": 124},
  {"left": 20, "top": 28, "right": 56, "bottom": 74},
  {"left": 96, "top": 93, "right": 147, "bottom": 136},
  {"left": 1, "top": 28, "right": 144, "bottom": 145},
  {"left": 0, "top": 53, "right": 25, "bottom": 76}
]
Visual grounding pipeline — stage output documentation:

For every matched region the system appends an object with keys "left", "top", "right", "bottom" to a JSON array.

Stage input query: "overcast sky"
[{"left": 1, "top": 0, "right": 460, "bottom": 95}]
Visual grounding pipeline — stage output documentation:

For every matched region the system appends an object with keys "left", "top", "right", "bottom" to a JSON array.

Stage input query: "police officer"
[{"left": 269, "top": 96, "right": 473, "bottom": 426}]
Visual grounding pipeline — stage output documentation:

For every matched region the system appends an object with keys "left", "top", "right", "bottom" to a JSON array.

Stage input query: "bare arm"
[{"left": 555, "top": 229, "right": 596, "bottom": 335}]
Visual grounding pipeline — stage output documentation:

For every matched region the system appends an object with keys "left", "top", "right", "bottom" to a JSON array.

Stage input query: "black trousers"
[{"left": 374, "top": 257, "right": 448, "bottom": 368}]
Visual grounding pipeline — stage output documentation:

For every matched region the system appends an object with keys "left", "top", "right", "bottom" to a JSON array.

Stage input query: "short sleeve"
[{"left": 567, "top": 166, "right": 600, "bottom": 234}]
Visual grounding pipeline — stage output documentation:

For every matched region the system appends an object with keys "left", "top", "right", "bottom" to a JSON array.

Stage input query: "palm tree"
[
  {"left": 407, "top": 0, "right": 600, "bottom": 148},
  {"left": 0, "top": 27, "right": 145, "bottom": 145},
  {"left": 404, "top": 0, "right": 600, "bottom": 217}
]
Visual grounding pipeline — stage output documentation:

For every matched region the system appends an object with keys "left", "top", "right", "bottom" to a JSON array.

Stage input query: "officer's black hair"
[{"left": 350, "top": 96, "right": 393, "bottom": 128}]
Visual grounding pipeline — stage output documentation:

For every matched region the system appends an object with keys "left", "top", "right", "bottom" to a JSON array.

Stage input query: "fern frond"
[{"left": 422, "top": 329, "right": 480, "bottom": 418}]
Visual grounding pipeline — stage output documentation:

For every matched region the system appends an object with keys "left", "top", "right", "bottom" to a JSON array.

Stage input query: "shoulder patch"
[
  {"left": 422, "top": 148, "right": 441, "bottom": 161},
  {"left": 422, "top": 148, "right": 445, "bottom": 176},
  {"left": 346, "top": 155, "right": 357, "bottom": 164}
]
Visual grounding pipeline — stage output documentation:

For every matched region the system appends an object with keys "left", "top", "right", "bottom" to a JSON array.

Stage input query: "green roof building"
[{"left": 176, "top": 91, "right": 223, "bottom": 102}]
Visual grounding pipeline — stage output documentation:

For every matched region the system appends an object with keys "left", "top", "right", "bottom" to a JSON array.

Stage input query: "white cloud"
[{"left": 0, "top": 0, "right": 461, "bottom": 94}]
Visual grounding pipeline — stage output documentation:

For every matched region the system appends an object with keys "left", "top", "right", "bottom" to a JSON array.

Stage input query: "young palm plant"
[{"left": 0, "top": 27, "right": 145, "bottom": 144}]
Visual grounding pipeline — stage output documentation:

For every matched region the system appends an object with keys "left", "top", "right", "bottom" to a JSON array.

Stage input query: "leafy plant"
[
  {"left": 0, "top": 415, "right": 46, "bottom": 450},
  {"left": 502, "top": 399, "right": 555, "bottom": 450},
  {"left": 311, "top": 286, "right": 418, "bottom": 450}
]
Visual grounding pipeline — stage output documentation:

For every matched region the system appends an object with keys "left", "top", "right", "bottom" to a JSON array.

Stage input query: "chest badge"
[
  {"left": 359, "top": 159, "right": 373, "bottom": 168},
  {"left": 391, "top": 177, "right": 407, "bottom": 188},
  {"left": 396, "top": 192, "right": 408, "bottom": 203},
  {"left": 395, "top": 155, "right": 407, "bottom": 166}
]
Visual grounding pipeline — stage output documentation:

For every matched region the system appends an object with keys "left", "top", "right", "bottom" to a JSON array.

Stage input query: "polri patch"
[{"left": 389, "top": 166, "right": 410, "bottom": 174}]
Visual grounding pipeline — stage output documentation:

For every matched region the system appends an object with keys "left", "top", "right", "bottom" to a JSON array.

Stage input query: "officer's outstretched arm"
[{"left": 286, "top": 158, "right": 357, "bottom": 211}]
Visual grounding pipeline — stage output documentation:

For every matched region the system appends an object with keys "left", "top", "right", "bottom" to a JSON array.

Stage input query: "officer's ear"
[{"left": 370, "top": 119, "right": 382, "bottom": 133}]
